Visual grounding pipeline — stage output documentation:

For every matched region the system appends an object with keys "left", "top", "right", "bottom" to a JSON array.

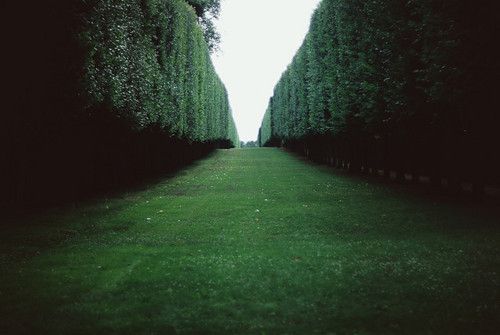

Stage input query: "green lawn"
[{"left": 1, "top": 148, "right": 499, "bottom": 334}]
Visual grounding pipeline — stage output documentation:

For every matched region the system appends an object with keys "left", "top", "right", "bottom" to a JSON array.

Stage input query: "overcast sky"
[{"left": 211, "top": 0, "right": 321, "bottom": 142}]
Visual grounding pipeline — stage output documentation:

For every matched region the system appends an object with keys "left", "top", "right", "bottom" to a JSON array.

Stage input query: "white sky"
[{"left": 211, "top": 0, "right": 321, "bottom": 142}]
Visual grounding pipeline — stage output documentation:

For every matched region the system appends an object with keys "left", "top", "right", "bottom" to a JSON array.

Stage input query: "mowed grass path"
[{"left": 1, "top": 148, "right": 499, "bottom": 334}]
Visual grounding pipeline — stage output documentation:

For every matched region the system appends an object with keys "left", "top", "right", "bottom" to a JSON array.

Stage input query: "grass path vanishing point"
[{"left": 1, "top": 148, "right": 499, "bottom": 334}]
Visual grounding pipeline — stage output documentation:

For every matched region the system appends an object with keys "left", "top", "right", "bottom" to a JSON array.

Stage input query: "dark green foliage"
[
  {"left": 1, "top": 0, "right": 238, "bottom": 205},
  {"left": 258, "top": 107, "right": 273, "bottom": 147},
  {"left": 260, "top": 0, "right": 499, "bottom": 188},
  {"left": 82, "top": 0, "right": 235, "bottom": 142},
  {"left": 241, "top": 141, "right": 258, "bottom": 148}
]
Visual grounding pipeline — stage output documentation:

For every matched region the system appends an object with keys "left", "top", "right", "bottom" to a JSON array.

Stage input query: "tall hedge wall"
[
  {"left": 1, "top": 0, "right": 238, "bottom": 205},
  {"left": 260, "top": 0, "right": 499, "bottom": 191},
  {"left": 257, "top": 107, "right": 272, "bottom": 147}
]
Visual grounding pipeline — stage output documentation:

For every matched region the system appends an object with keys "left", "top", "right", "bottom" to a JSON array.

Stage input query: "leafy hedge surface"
[
  {"left": 259, "top": 0, "right": 499, "bottom": 190},
  {"left": 258, "top": 108, "right": 272, "bottom": 148},
  {"left": 82, "top": 0, "right": 237, "bottom": 143},
  {"left": 1, "top": 0, "right": 238, "bottom": 205}
]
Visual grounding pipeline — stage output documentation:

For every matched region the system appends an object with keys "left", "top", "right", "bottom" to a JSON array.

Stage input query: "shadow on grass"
[
  {"left": 283, "top": 148, "right": 500, "bottom": 217},
  {"left": 0, "top": 149, "right": 221, "bottom": 226}
]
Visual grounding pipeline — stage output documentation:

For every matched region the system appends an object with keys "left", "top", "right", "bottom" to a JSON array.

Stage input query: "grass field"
[{"left": 1, "top": 148, "right": 499, "bottom": 334}]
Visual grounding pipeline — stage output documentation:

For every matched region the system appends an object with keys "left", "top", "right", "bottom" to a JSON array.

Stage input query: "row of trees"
[
  {"left": 82, "top": 0, "right": 239, "bottom": 143},
  {"left": 259, "top": 0, "right": 499, "bottom": 191},
  {"left": 1, "top": 0, "right": 238, "bottom": 205}
]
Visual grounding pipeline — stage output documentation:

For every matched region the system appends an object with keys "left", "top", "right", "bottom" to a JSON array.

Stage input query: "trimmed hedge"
[
  {"left": 1, "top": 0, "right": 238, "bottom": 205},
  {"left": 259, "top": 0, "right": 499, "bottom": 191}
]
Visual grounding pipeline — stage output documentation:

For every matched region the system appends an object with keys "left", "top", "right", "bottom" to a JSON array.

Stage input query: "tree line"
[
  {"left": 1, "top": 0, "right": 238, "bottom": 206},
  {"left": 258, "top": 0, "right": 499, "bottom": 192}
]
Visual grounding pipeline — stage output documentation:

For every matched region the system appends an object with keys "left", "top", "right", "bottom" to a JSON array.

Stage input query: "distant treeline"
[
  {"left": 258, "top": 0, "right": 499, "bottom": 192},
  {"left": 1, "top": 0, "right": 238, "bottom": 206}
]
